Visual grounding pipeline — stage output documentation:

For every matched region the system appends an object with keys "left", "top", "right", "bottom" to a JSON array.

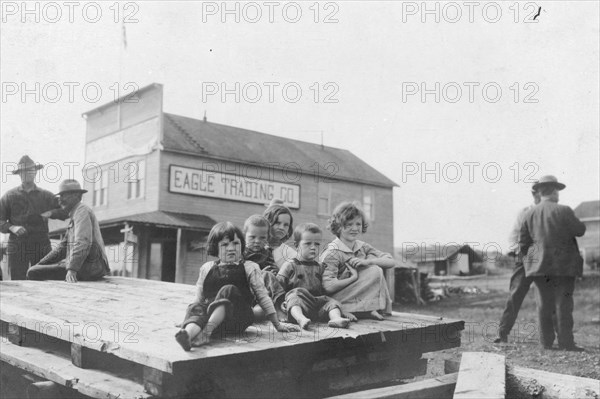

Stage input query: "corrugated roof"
[
  {"left": 49, "top": 211, "right": 216, "bottom": 235},
  {"left": 574, "top": 200, "right": 600, "bottom": 219},
  {"left": 162, "top": 113, "right": 397, "bottom": 188}
]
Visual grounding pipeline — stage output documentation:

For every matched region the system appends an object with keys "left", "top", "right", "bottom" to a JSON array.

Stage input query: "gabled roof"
[
  {"left": 574, "top": 200, "right": 600, "bottom": 220},
  {"left": 405, "top": 244, "right": 483, "bottom": 263},
  {"left": 162, "top": 113, "right": 397, "bottom": 188}
]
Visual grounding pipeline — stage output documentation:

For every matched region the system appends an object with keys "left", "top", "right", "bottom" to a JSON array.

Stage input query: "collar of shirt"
[
  {"left": 17, "top": 183, "right": 39, "bottom": 192},
  {"left": 68, "top": 202, "right": 83, "bottom": 218},
  {"left": 331, "top": 237, "right": 365, "bottom": 253}
]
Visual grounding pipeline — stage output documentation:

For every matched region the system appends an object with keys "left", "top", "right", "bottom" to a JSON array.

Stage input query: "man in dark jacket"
[
  {"left": 493, "top": 182, "right": 540, "bottom": 343},
  {"left": 27, "top": 179, "right": 110, "bottom": 282},
  {"left": 0, "top": 155, "right": 66, "bottom": 280},
  {"left": 519, "top": 175, "right": 586, "bottom": 351}
]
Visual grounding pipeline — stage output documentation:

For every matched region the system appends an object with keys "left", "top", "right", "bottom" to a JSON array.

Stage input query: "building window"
[
  {"left": 318, "top": 182, "right": 330, "bottom": 215},
  {"left": 127, "top": 159, "right": 146, "bottom": 200},
  {"left": 93, "top": 170, "right": 108, "bottom": 206},
  {"left": 363, "top": 188, "right": 374, "bottom": 221}
]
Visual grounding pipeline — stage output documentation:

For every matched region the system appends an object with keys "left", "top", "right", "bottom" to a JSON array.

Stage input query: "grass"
[{"left": 394, "top": 272, "right": 600, "bottom": 380}]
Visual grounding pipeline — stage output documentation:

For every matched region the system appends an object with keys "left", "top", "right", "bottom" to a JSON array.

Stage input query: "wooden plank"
[
  {"left": 326, "top": 372, "right": 458, "bottom": 399},
  {"left": 1, "top": 278, "right": 464, "bottom": 377},
  {"left": 508, "top": 365, "right": 600, "bottom": 399},
  {"left": 0, "top": 340, "right": 150, "bottom": 399},
  {"left": 453, "top": 352, "right": 505, "bottom": 399}
]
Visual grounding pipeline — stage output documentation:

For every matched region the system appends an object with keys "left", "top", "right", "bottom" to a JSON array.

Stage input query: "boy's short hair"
[
  {"left": 243, "top": 214, "right": 271, "bottom": 238},
  {"left": 293, "top": 223, "right": 322, "bottom": 246},
  {"left": 207, "top": 221, "right": 246, "bottom": 257},
  {"left": 327, "top": 201, "right": 369, "bottom": 237},
  {"left": 263, "top": 204, "right": 294, "bottom": 240}
]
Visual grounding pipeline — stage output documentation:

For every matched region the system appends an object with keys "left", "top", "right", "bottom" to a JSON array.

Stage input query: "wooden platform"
[{"left": 0, "top": 277, "right": 464, "bottom": 398}]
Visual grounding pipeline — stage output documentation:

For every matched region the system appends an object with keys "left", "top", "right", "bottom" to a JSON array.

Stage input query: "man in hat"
[
  {"left": 519, "top": 175, "right": 586, "bottom": 351},
  {"left": 27, "top": 179, "right": 110, "bottom": 282},
  {"left": 0, "top": 155, "right": 67, "bottom": 280},
  {"left": 493, "top": 182, "right": 541, "bottom": 343}
]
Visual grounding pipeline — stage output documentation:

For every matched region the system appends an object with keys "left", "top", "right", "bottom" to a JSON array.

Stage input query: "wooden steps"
[{"left": 0, "top": 339, "right": 150, "bottom": 399}]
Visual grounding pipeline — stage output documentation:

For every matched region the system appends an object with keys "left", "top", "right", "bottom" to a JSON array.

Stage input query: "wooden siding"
[{"left": 158, "top": 151, "right": 394, "bottom": 254}]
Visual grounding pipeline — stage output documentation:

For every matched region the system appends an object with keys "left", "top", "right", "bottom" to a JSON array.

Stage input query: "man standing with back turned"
[
  {"left": 519, "top": 175, "right": 586, "bottom": 351},
  {"left": 493, "top": 181, "right": 541, "bottom": 343}
]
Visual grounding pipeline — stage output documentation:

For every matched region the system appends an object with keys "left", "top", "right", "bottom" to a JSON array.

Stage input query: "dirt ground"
[{"left": 393, "top": 270, "right": 600, "bottom": 381}]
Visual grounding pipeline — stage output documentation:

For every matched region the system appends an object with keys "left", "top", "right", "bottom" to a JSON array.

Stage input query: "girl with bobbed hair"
[
  {"left": 263, "top": 199, "right": 298, "bottom": 268},
  {"left": 319, "top": 201, "right": 395, "bottom": 320}
]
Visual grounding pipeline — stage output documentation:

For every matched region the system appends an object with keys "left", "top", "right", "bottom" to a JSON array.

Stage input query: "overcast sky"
[{"left": 1, "top": 1, "right": 598, "bottom": 251}]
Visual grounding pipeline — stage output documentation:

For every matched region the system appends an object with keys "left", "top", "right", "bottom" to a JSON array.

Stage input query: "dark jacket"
[{"left": 519, "top": 199, "right": 586, "bottom": 277}]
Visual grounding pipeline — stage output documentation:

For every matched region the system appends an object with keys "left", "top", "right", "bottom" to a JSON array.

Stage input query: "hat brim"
[
  {"left": 12, "top": 164, "right": 44, "bottom": 174},
  {"left": 56, "top": 189, "right": 88, "bottom": 196},
  {"left": 532, "top": 181, "right": 566, "bottom": 191}
]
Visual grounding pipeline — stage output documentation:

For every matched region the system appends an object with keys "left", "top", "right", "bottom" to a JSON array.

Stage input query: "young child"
[
  {"left": 277, "top": 223, "right": 350, "bottom": 330},
  {"left": 243, "top": 215, "right": 278, "bottom": 273},
  {"left": 320, "top": 201, "right": 394, "bottom": 320},
  {"left": 263, "top": 199, "right": 297, "bottom": 267},
  {"left": 243, "top": 215, "right": 286, "bottom": 320},
  {"left": 175, "top": 222, "right": 299, "bottom": 351}
]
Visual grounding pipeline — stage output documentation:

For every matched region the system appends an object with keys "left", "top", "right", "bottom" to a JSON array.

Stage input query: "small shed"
[{"left": 407, "top": 244, "right": 484, "bottom": 276}]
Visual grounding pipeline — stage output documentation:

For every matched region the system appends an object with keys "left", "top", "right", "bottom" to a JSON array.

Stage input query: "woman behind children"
[
  {"left": 320, "top": 201, "right": 394, "bottom": 320},
  {"left": 175, "top": 222, "right": 299, "bottom": 351},
  {"left": 263, "top": 199, "right": 297, "bottom": 268},
  {"left": 277, "top": 223, "right": 350, "bottom": 330}
]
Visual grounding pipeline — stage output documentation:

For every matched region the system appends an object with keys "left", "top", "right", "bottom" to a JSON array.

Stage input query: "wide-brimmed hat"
[
  {"left": 12, "top": 155, "right": 43, "bottom": 174},
  {"left": 532, "top": 175, "right": 566, "bottom": 191},
  {"left": 56, "top": 179, "right": 88, "bottom": 196}
]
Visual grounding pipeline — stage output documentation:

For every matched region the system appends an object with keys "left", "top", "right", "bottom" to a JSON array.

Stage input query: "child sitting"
[
  {"left": 263, "top": 199, "right": 297, "bottom": 267},
  {"left": 243, "top": 215, "right": 286, "bottom": 320},
  {"left": 277, "top": 223, "right": 351, "bottom": 330},
  {"left": 175, "top": 222, "right": 299, "bottom": 351},
  {"left": 320, "top": 201, "right": 394, "bottom": 320},
  {"left": 243, "top": 215, "right": 278, "bottom": 273}
]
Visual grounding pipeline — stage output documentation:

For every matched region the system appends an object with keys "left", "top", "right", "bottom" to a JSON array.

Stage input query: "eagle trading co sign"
[{"left": 169, "top": 165, "right": 300, "bottom": 209}]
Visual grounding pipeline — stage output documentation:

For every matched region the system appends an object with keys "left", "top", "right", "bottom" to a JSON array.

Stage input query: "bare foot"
[
  {"left": 297, "top": 317, "right": 311, "bottom": 330},
  {"left": 328, "top": 318, "right": 351, "bottom": 328},
  {"left": 343, "top": 312, "right": 358, "bottom": 322},
  {"left": 175, "top": 329, "right": 191, "bottom": 351},
  {"left": 369, "top": 310, "right": 384, "bottom": 321},
  {"left": 191, "top": 333, "right": 211, "bottom": 347}
]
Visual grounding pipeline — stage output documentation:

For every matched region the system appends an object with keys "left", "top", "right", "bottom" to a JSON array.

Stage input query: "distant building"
[
  {"left": 51, "top": 83, "right": 397, "bottom": 284},
  {"left": 406, "top": 244, "right": 484, "bottom": 276},
  {"left": 574, "top": 200, "right": 600, "bottom": 269}
]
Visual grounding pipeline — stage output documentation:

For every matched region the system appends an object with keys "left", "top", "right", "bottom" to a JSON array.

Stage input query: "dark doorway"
[{"left": 162, "top": 241, "right": 177, "bottom": 282}]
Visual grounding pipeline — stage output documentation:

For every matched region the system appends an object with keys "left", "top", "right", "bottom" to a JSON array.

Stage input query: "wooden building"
[
  {"left": 65, "top": 83, "right": 396, "bottom": 285},
  {"left": 407, "top": 244, "right": 484, "bottom": 276},
  {"left": 574, "top": 200, "right": 600, "bottom": 269}
]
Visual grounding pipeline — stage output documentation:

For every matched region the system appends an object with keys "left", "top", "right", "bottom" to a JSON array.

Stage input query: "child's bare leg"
[
  {"left": 327, "top": 308, "right": 350, "bottom": 328},
  {"left": 253, "top": 304, "right": 265, "bottom": 320},
  {"left": 290, "top": 306, "right": 311, "bottom": 330},
  {"left": 192, "top": 305, "right": 226, "bottom": 347}
]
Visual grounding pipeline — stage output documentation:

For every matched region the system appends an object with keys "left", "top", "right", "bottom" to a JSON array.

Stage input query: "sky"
[{"left": 1, "top": 1, "right": 599, "bottom": 252}]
